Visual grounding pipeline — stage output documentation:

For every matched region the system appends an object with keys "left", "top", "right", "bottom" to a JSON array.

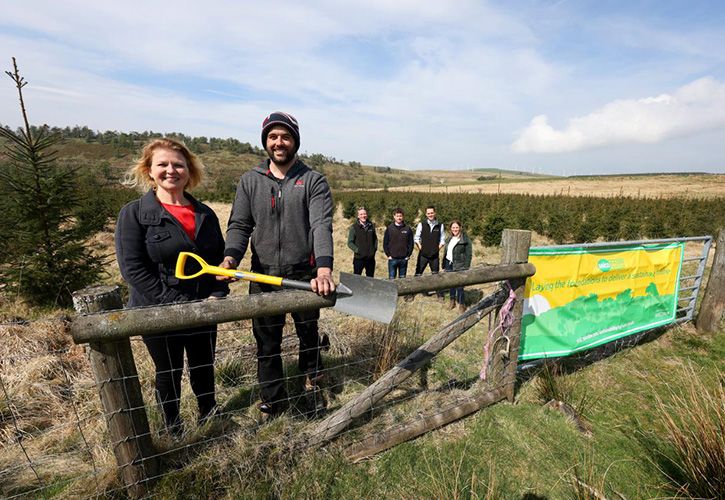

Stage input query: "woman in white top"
[{"left": 442, "top": 220, "right": 473, "bottom": 312}]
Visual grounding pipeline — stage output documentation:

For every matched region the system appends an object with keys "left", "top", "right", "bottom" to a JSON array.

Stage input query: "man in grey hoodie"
[{"left": 220, "top": 112, "right": 334, "bottom": 416}]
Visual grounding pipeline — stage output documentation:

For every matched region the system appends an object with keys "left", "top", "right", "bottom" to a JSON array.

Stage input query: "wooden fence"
[
  {"left": 5, "top": 227, "right": 712, "bottom": 497},
  {"left": 67, "top": 229, "right": 536, "bottom": 497}
]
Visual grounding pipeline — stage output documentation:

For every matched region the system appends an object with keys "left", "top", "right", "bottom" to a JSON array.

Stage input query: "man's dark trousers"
[
  {"left": 249, "top": 275, "right": 323, "bottom": 409},
  {"left": 415, "top": 253, "right": 440, "bottom": 276},
  {"left": 353, "top": 256, "right": 375, "bottom": 277},
  {"left": 416, "top": 253, "right": 444, "bottom": 297}
]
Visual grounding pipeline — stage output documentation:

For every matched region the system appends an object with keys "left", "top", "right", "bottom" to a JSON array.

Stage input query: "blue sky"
[{"left": 1, "top": 0, "right": 724, "bottom": 175}]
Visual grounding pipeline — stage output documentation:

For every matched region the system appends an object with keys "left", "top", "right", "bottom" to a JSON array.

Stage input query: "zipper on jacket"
[{"left": 276, "top": 180, "right": 283, "bottom": 272}]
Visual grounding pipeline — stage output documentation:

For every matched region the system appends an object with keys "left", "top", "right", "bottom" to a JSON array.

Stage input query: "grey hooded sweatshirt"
[{"left": 224, "top": 158, "right": 334, "bottom": 276}]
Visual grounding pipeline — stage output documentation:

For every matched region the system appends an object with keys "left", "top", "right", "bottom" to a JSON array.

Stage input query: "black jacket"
[
  {"left": 115, "top": 189, "right": 228, "bottom": 308},
  {"left": 383, "top": 222, "right": 414, "bottom": 259},
  {"left": 347, "top": 220, "right": 377, "bottom": 259}
]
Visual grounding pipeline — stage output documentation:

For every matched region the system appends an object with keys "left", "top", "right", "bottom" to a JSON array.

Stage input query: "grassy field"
[
  {"left": 387, "top": 173, "right": 725, "bottom": 199},
  {"left": 143, "top": 315, "right": 725, "bottom": 499},
  {"left": 17, "top": 136, "right": 725, "bottom": 199},
  {"left": 1, "top": 196, "right": 723, "bottom": 498}
]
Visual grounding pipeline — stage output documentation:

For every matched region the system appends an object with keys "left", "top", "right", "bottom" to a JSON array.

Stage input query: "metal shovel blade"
[{"left": 335, "top": 272, "right": 398, "bottom": 324}]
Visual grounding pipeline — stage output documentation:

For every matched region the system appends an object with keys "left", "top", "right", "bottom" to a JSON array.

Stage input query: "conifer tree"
[{"left": 0, "top": 58, "right": 104, "bottom": 306}]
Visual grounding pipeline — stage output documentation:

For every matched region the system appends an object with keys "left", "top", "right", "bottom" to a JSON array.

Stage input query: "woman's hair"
[{"left": 123, "top": 138, "right": 203, "bottom": 191}]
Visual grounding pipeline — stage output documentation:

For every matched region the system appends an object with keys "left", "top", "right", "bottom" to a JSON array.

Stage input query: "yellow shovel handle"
[{"left": 175, "top": 252, "right": 283, "bottom": 286}]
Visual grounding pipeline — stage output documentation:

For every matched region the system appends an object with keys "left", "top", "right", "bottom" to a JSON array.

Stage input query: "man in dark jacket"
[
  {"left": 347, "top": 206, "right": 377, "bottom": 277},
  {"left": 383, "top": 207, "right": 414, "bottom": 279},
  {"left": 220, "top": 112, "right": 334, "bottom": 416}
]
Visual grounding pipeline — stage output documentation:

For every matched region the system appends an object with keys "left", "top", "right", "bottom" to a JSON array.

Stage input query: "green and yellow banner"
[{"left": 520, "top": 242, "right": 684, "bottom": 360}]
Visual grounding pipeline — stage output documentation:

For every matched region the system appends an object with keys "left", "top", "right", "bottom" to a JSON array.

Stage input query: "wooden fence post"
[
  {"left": 499, "top": 229, "right": 532, "bottom": 402},
  {"left": 72, "top": 285, "right": 157, "bottom": 498},
  {"left": 696, "top": 229, "right": 725, "bottom": 333}
]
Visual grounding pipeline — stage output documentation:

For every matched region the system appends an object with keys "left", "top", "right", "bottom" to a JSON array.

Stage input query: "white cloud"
[
  {"left": 2, "top": 1, "right": 725, "bottom": 173},
  {"left": 512, "top": 77, "right": 725, "bottom": 154},
  {"left": 0, "top": 1, "right": 554, "bottom": 167}
]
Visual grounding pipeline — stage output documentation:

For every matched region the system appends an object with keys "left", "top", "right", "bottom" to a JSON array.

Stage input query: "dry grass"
[
  {"left": 398, "top": 442, "right": 501, "bottom": 499},
  {"left": 86, "top": 221, "right": 120, "bottom": 285},
  {"left": 0, "top": 319, "right": 118, "bottom": 497},
  {"left": 389, "top": 173, "right": 725, "bottom": 199},
  {"left": 648, "top": 364, "right": 725, "bottom": 499},
  {"left": 534, "top": 362, "right": 593, "bottom": 414},
  {"left": 0, "top": 321, "right": 89, "bottom": 438},
  {"left": 569, "top": 455, "right": 616, "bottom": 500}
]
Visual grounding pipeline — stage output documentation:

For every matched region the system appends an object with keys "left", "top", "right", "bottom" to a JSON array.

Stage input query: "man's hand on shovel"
[
  {"left": 311, "top": 267, "right": 336, "bottom": 296},
  {"left": 217, "top": 257, "right": 238, "bottom": 282}
]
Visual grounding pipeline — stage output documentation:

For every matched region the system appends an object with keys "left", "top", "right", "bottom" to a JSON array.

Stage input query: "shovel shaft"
[
  {"left": 278, "top": 278, "right": 352, "bottom": 297},
  {"left": 245, "top": 274, "right": 351, "bottom": 296},
  {"left": 232, "top": 273, "right": 310, "bottom": 290},
  {"left": 175, "top": 252, "right": 391, "bottom": 322},
  {"left": 232, "top": 270, "right": 284, "bottom": 287}
]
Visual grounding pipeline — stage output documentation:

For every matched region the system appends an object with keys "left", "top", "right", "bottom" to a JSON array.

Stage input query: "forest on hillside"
[
  {"left": 0, "top": 123, "right": 426, "bottom": 193},
  {"left": 1, "top": 124, "right": 723, "bottom": 248}
]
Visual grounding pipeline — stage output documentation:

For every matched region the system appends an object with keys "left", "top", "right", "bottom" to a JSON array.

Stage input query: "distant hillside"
[
  {"left": 5, "top": 125, "right": 719, "bottom": 204},
  {"left": 0, "top": 125, "right": 430, "bottom": 199},
  {"left": 569, "top": 171, "right": 715, "bottom": 178},
  {"left": 471, "top": 167, "right": 555, "bottom": 177}
]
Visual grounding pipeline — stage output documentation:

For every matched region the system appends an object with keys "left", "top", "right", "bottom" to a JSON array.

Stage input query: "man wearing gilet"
[{"left": 414, "top": 206, "right": 445, "bottom": 279}]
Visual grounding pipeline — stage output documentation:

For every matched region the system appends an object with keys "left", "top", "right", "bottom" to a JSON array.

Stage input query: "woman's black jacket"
[{"left": 115, "top": 189, "right": 228, "bottom": 308}]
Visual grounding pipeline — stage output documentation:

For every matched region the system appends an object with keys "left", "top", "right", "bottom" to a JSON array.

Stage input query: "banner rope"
[{"left": 480, "top": 282, "right": 516, "bottom": 381}]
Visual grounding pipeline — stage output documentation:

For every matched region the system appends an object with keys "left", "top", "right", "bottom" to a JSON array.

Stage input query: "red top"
[{"left": 161, "top": 202, "right": 196, "bottom": 241}]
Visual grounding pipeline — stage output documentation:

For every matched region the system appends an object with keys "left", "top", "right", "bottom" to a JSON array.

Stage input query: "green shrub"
[{"left": 481, "top": 212, "right": 507, "bottom": 246}]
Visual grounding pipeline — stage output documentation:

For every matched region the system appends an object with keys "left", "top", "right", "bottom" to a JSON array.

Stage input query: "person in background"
[
  {"left": 115, "top": 138, "right": 228, "bottom": 438},
  {"left": 414, "top": 205, "right": 446, "bottom": 297},
  {"left": 347, "top": 206, "right": 377, "bottom": 277},
  {"left": 414, "top": 205, "right": 445, "bottom": 276},
  {"left": 443, "top": 220, "right": 473, "bottom": 312},
  {"left": 220, "top": 111, "right": 334, "bottom": 417},
  {"left": 383, "top": 207, "right": 414, "bottom": 279}
]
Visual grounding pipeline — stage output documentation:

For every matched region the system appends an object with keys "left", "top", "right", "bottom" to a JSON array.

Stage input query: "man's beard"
[{"left": 266, "top": 146, "right": 295, "bottom": 166}]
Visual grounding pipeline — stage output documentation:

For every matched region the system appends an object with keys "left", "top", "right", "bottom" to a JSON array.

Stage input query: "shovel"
[{"left": 175, "top": 252, "right": 397, "bottom": 324}]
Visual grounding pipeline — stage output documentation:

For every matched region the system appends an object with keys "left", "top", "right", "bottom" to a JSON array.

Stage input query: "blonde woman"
[{"left": 115, "top": 138, "right": 227, "bottom": 437}]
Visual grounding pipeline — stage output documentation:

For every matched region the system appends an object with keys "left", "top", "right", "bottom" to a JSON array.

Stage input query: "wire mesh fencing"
[
  {"left": 0, "top": 276, "right": 516, "bottom": 498},
  {"left": 2, "top": 234, "right": 713, "bottom": 497}
]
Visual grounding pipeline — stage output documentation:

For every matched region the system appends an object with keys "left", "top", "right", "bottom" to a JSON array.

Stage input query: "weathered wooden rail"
[{"left": 69, "top": 229, "right": 536, "bottom": 497}]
